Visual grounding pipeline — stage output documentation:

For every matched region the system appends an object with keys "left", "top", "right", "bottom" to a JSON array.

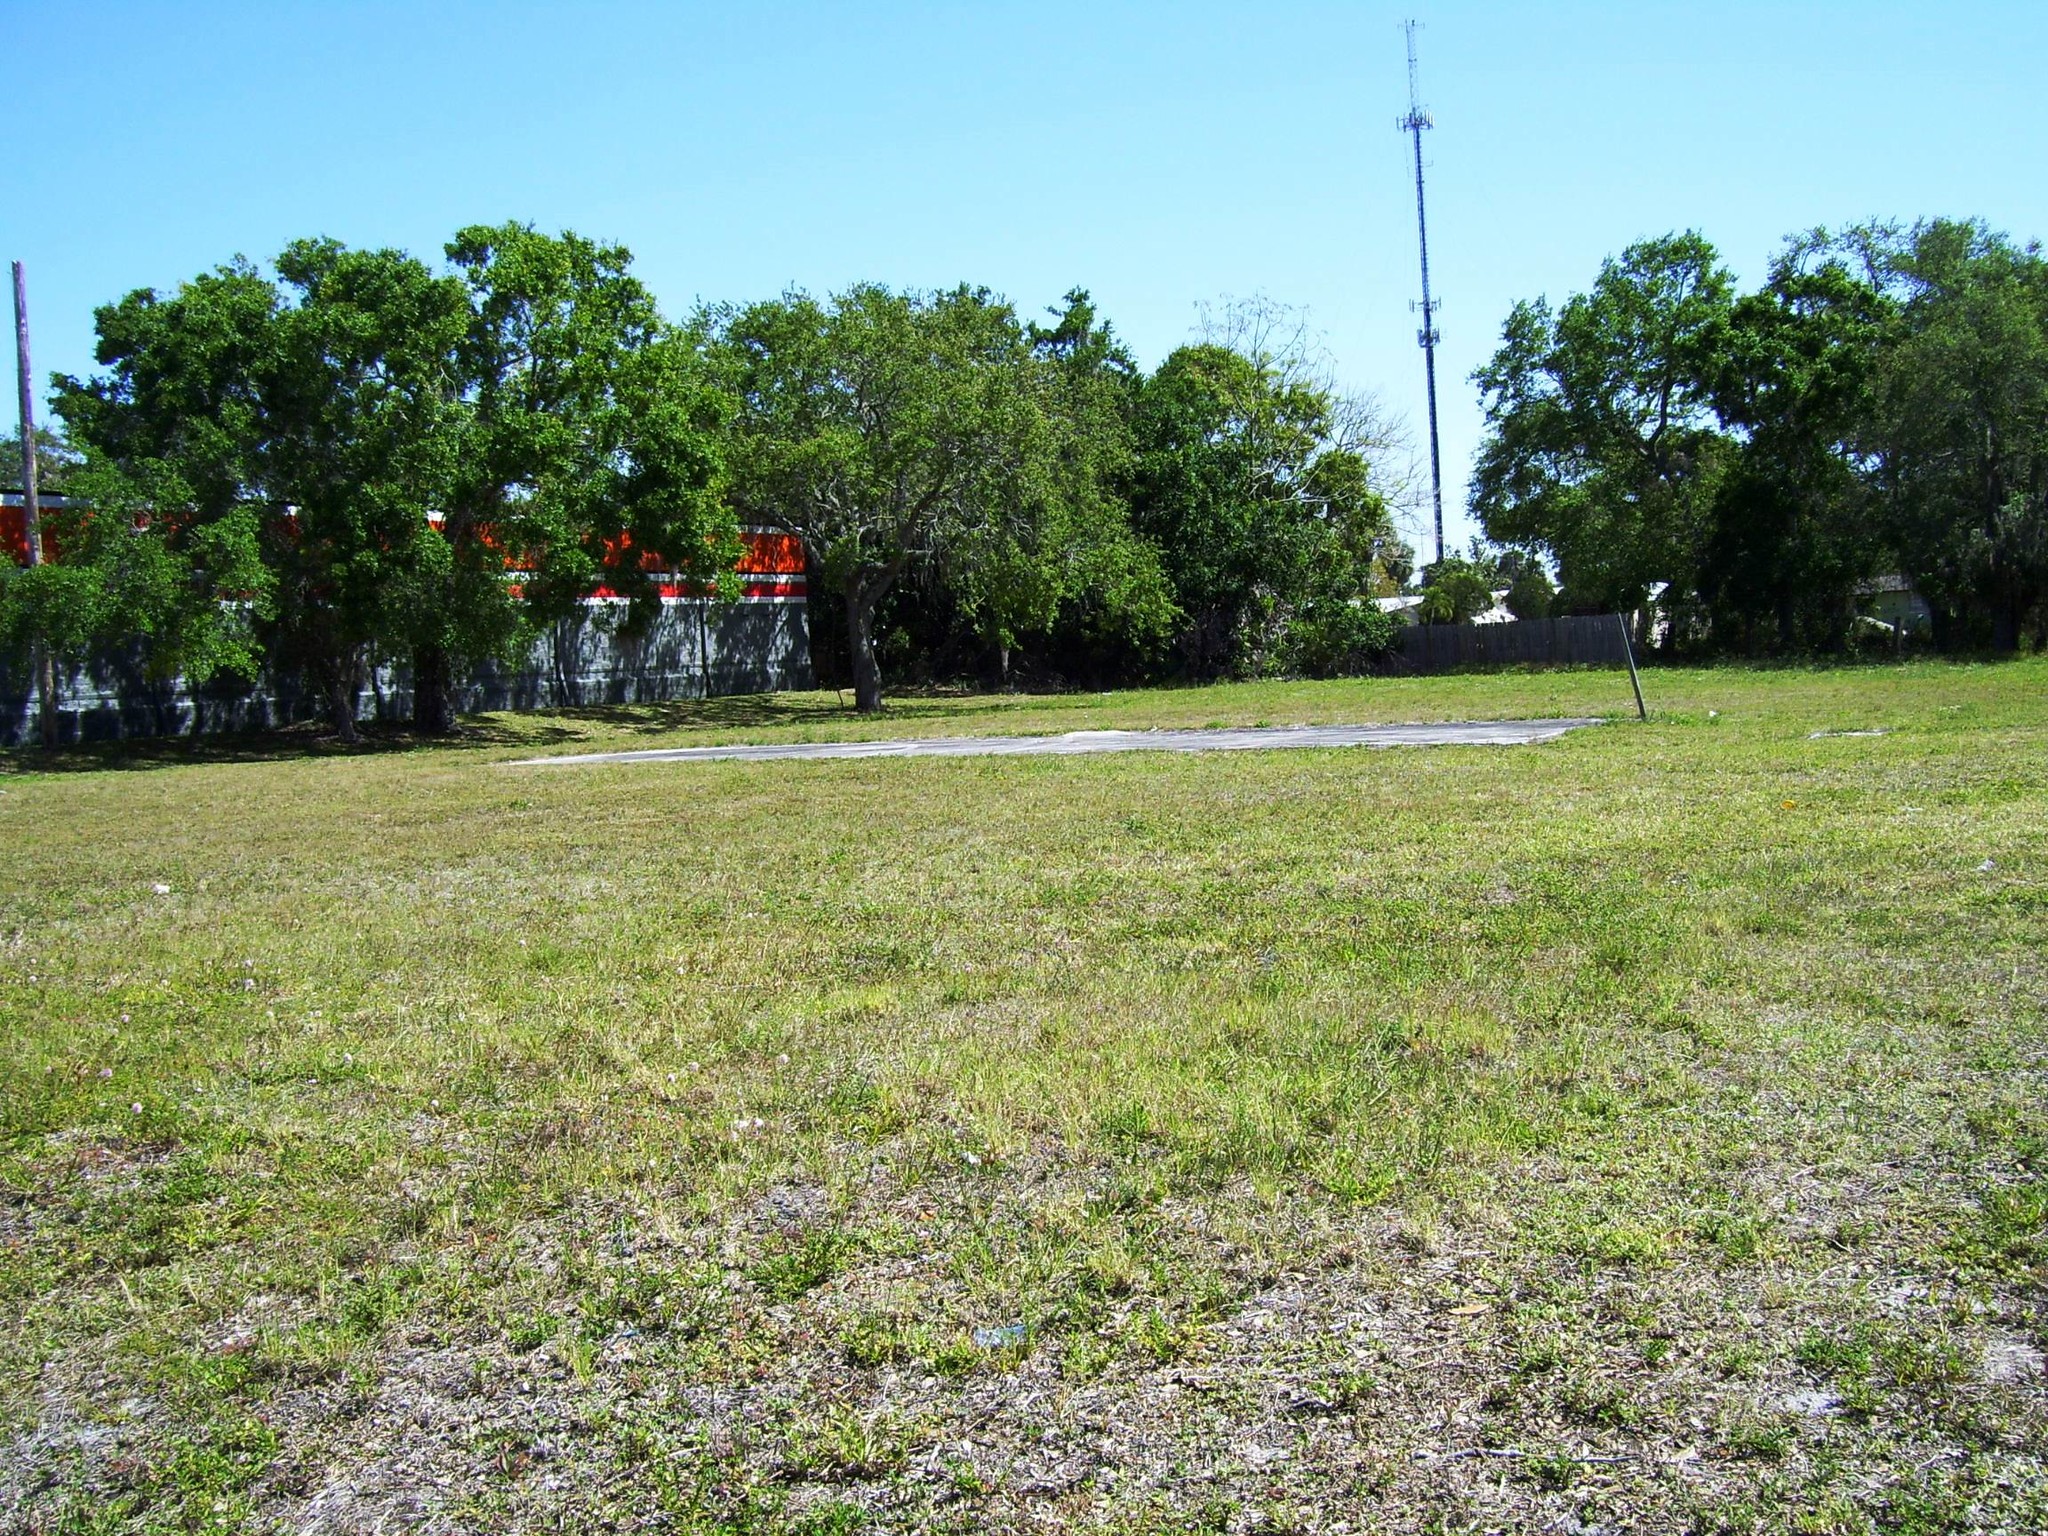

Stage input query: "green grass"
[{"left": 2, "top": 659, "right": 2045, "bottom": 1532}]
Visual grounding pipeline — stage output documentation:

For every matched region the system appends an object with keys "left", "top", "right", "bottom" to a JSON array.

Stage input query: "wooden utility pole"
[{"left": 12, "top": 261, "right": 56, "bottom": 747}]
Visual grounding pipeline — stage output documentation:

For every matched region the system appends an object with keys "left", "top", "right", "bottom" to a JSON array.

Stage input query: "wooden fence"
[{"left": 1390, "top": 613, "right": 1633, "bottom": 673}]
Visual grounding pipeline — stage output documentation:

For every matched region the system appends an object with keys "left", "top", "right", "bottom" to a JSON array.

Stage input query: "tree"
[
  {"left": 47, "top": 261, "right": 284, "bottom": 712},
  {"left": 716, "top": 284, "right": 1078, "bottom": 711},
  {"left": 970, "top": 290, "right": 1173, "bottom": 685},
  {"left": 53, "top": 250, "right": 447, "bottom": 738},
  {"left": 1128, "top": 305, "right": 1399, "bottom": 677},
  {"left": 1, "top": 426, "right": 81, "bottom": 493},
  {"left": 257, "top": 239, "right": 470, "bottom": 738},
  {"left": 1416, "top": 557, "right": 1494, "bottom": 624},
  {"left": 837, "top": 292, "right": 1176, "bottom": 693},
  {"left": 0, "top": 448, "right": 272, "bottom": 724},
  {"left": 595, "top": 324, "right": 740, "bottom": 631},
  {"left": 1472, "top": 233, "right": 1736, "bottom": 623},
  {"left": 415, "top": 223, "right": 723, "bottom": 732},
  {"left": 1504, "top": 562, "right": 1555, "bottom": 620},
  {"left": 1857, "top": 220, "right": 2048, "bottom": 650},
  {"left": 55, "top": 260, "right": 281, "bottom": 533},
  {"left": 1279, "top": 596, "right": 1400, "bottom": 677},
  {"left": 52, "top": 228, "right": 733, "bottom": 737},
  {"left": 1700, "top": 235, "right": 1893, "bottom": 652}
]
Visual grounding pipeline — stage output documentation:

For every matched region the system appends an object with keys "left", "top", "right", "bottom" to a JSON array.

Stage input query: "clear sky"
[{"left": 9, "top": 1, "right": 2046, "bottom": 554}]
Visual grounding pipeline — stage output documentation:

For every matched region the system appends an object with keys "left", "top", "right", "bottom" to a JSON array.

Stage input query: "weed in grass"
[
  {"left": 1559, "top": 1378, "right": 1638, "bottom": 1428},
  {"left": 1876, "top": 1334, "right": 1971, "bottom": 1390},
  {"left": 791, "top": 1406, "right": 915, "bottom": 1480},
  {"left": 751, "top": 1230, "right": 860, "bottom": 1302},
  {"left": 505, "top": 1312, "right": 560, "bottom": 1352},
  {"left": 1525, "top": 1451, "right": 1578, "bottom": 1491},
  {"left": 841, "top": 1311, "right": 914, "bottom": 1368},
  {"left": 1795, "top": 1327, "right": 1874, "bottom": 1377},
  {"left": 1878, "top": 1475, "right": 1975, "bottom": 1536},
  {"left": 1061, "top": 1332, "right": 1117, "bottom": 1382},
  {"left": 1838, "top": 1376, "right": 1883, "bottom": 1421},
  {"left": 1692, "top": 1210, "right": 1772, "bottom": 1264},
  {"left": 927, "top": 1335, "right": 985, "bottom": 1377},
  {"left": 1712, "top": 1344, "right": 1765, "bottom": 1381},
  {"left": 790, "top": 1500, "right": 869, "bottom": 1536},
  {"left": 1326, "top": 1368, "right": 1378, "bottom": 1409},
  {"left": 334, "top": 1264, "right": 420, "bottom": 1342},
  {"left": 1127, "top": 1305, "right": 1194, "bottom": 1364},
  {"left": 1949, "top": 1179, "right": 2048, "bottom": 1282},
  {"left": 1567, "top": 1220, "right": 1671, "bottom": 1269},
  {"left": 1720, "top": 1416, "right": 1792, "bottom": 1462},
  {"left": 941, "top": 1454, "right": 991, "bottom": 1497},
  {"left": 1081, "top": 1236, "right": 1144, "bottom": 1299},
  {"left": 1827, "top": 1217, "right": 1874, "bottom": 1251},
  {"left": 559, "top": 1330, "right": 597, "bottom": 1384}
]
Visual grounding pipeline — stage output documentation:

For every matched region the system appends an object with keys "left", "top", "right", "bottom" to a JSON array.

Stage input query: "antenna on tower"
[{"left": 1397, "top": 19, "right": 1445, "bottom": 567}]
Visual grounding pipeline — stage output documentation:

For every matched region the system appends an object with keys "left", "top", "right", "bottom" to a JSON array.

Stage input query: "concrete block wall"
[{"left": 0, "top": 598, "right": 813, "bottom": 746}]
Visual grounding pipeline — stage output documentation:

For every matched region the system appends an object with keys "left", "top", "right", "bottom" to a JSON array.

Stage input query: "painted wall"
[
  {"left": 0, "top": 596, "right": 813, "bottom": 745},
  {"left": 1, "top": 514, "right": 816, "bottom": 743}
]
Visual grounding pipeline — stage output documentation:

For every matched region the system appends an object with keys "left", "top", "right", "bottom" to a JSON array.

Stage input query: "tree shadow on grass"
[
  {"left": 0, "top": 714, "right": 586, "bottom": 774},
  {"left": 534, "top": 693, "right": 850, "bottom": 736},
  {"left": 0, "top": 687, "right": 1024, "bottom": 773},
  {"left": 537, "top": 687, "right": 1026, "bottom": 738}
]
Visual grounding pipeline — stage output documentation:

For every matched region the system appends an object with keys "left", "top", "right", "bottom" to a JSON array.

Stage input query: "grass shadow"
[
  {"left": 0, "top": 715, "right": 585, "bottom": 775},
  {"left": 530, "top": 686, "right": 1044, "bottom": 739}
]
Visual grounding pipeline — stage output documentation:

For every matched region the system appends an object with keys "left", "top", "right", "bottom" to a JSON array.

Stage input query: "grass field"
[{"left": 3, "top": 660, "right": 2045, "bottom": 1534}]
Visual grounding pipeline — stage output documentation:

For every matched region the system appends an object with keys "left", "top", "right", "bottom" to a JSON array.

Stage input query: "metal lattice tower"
[{"left": 1398, "top": 19, "right": 1445, "bottom": 566}]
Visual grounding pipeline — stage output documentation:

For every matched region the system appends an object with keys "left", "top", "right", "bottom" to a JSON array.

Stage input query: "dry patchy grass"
[{"left": 1, "top": 660, "right": 2044, "bottom": 1533}]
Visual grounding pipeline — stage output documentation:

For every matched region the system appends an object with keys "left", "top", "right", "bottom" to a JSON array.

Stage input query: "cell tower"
[{"left": 1398, "top": 19, "right": 1445, "bottom": 566}]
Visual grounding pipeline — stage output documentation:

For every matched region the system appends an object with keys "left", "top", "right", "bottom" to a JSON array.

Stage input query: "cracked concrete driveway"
[{"left": 506, "top": 717, "right": 1605, "bottom": 767}]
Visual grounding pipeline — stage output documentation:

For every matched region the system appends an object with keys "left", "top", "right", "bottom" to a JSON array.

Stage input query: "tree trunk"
[
  {"left": 34, "top": 646, "right": 56, "bottom": 749},
  {"left": 412, "top": 642, "right": 454, "bottom": 733},
  {"left": 1991, "top": 603, "right": 2020, "bottom": 654},
  {"left": 846, "top": 588, "right": 884, "bottom": 713},
  {"left": 327, "top": 663, "right": 359, "bottom": 745}
]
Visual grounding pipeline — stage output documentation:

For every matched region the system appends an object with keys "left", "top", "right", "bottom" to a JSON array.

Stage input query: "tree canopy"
[
  {"left": 23, "top": 207, "right": 2045, "bottom": 748},
  {"left": 40, "top": 225, "right": 734, "bottom": 734},
  {"left": 4, "top": 229, "right": 1481, "bottom": 737},
  {"left": 1471, "top": 232, "right": 1735, "bottom": 617},
  {"left": 714, "top": 284, "right": 1180, "bottom": 711},
  {"left": 1861, "top": 221, "right": 2048, "bottom": 651},
  {"left": 1129, "top": 302, "right": 1406, "bottom": 679},
  {"left": 1473, "top": 220, "right": 2048, "bottom": 653}
]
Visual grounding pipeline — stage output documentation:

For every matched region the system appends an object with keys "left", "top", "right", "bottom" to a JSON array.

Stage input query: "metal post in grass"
[{"left": 1616, "top": 611, "right": 1647, "bottom": 721}]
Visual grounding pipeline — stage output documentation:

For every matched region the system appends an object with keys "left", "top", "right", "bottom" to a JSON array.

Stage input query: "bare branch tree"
[{"left": 1193, "top": 294, "right": 1427, "bottom": 553}]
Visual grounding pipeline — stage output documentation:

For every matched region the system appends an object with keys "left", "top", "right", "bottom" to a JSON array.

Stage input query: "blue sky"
[{"left": 10, "top": 1, "right": 2046, "bottom": 553}]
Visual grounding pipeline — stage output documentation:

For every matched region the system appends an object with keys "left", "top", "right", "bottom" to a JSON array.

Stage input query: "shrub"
[
  {"left": 1281, "top": 598, "right": 1400, "bottom": 677},
  {"left": 1506, "top": 566, "right": 1556, "bottom": 620},
  {"left": 1418, "top": 560, "right": 1496, "bottom": 624}
]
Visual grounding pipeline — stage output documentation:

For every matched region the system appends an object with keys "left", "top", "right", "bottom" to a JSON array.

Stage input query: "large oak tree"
[
  {"left": 715, "top": 284, "right": 1085, "bottom": 711},
  {"left": 1471, "top": 232, "right": 1735, "bottom": 621},
  {"left": 51, "top": 226, "right": 734, "bottom": 735}
]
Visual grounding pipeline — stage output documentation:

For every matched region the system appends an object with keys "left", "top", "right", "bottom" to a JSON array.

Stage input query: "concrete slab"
[{"left": 506, "top": 717, "right": 1605, "bottom": 767}]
